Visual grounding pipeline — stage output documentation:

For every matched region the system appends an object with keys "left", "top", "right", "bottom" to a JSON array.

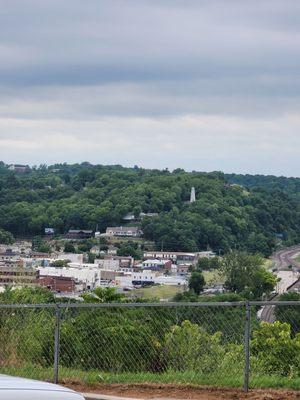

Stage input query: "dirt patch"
[{"left": 64, "top": 382, "right": 300, "bottom": 400}]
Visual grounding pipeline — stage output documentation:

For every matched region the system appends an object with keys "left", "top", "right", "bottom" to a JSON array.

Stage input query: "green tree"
[
  {"left": 81, "top": 287, "right": 124, "bottom": 303},
  {"left": 173, "top": 290, "right": 199, "bottom": 302},
  {"left": 0, "top": 228, "right": 14, "bottom": 244},
  {"left": 196, "top": 256, "right": 221, "bottom": 271},
  {"left": 251, "top": 268, "right": 277, "bottom": 299},
  {"left": 0, "top": 286, "right": 55, "bottom": 304},
  {"left": 221, "top": 251, "right": 276, "bottom": 298},
  {"left": 275, "top": 292, "right": 300, "bottom": 335},
  {"left": 37, "top": 243, "right": 51, "bottom": 253},
  {"left": 87, "top": 252, "right": 96, "bottom": 263},
  {"left": 188, "top": 271, "right": 205, "bottom": 295},
  {"left": 50, "top": 259, "right": 70, "bottom": 268},
  {"left": 64, "top": 242, "right": 76, "bottom": 253},
  {"left": 117, "top": 241, "right": 142, "bottom": 259}
]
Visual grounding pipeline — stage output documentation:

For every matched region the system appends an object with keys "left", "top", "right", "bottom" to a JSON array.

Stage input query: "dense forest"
[{"left": 0, "top": 162, "right": 299, "bottom": 256}]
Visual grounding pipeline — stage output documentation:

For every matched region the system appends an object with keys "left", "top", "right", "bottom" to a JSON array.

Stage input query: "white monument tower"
[{"left": 190, "top": 187, "right": 196, "bottom": 203}]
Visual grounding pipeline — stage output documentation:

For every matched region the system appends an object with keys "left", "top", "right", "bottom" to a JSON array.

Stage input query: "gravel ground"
[{"left": 64, "top": 383, "right": 300, "bottom": 400}]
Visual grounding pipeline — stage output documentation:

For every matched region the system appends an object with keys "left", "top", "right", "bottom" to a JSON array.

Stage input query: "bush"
[
  {"left": 251, "top": 321, "right": 300, "bottom": 376},
  {"left": 164, "top": 320, "right": 225, "bottom": 373}
]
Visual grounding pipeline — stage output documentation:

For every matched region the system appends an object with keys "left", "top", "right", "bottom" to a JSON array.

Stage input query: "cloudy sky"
[{"left": 0, "top": 0, "right": 300, "bottom": 176}]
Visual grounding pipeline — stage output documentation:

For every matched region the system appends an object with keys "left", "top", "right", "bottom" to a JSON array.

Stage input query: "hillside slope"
[{"left": 0, "top": 162, "right": 299, "bottom": 255}]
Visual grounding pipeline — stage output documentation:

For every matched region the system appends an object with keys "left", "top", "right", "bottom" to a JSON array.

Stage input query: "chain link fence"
[{"left": 0, "top": 301, "right": 300, "bottom": 391}]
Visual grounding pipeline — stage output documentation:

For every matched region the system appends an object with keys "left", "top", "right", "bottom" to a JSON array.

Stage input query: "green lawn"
[
  {"left": 1, "top": 363, "right": 300, "bottom": 390},
  {"left": 202, "top": 269, "right": 225, "bottom": 285},
  {"left": 128, "top": 285, "right": 185, "bottom": 300}
]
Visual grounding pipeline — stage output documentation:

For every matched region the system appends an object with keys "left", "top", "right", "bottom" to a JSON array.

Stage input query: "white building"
[
  {"left": 115, "top": 270, "right": 186, "bottom": 288},
  {"left": 38, "top": 265, "right": 101, "bottom": 290},
  {"left": 143, "top": 251, "right": 214, "bottom": 265},
  {"left": 115, "top": 270, "right": 159, "bottom": 288},
  {"left": 132, "top": 271, "right": 159, "bottom": 282},
  {"left": 154, "top": 275, "right": 187, "bottom": 286}
]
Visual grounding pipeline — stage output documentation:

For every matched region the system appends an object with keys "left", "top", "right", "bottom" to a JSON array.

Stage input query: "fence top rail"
[
  {"left": 0, "top": 303, "right": 57, "bottom": 309},
  {"left": 57, "top": 301, "right": 246, "bottom": 308},
  {"left": 251, "top": 300, "right": 300, "bottom": 306},
  {"left": 0, "top": 300, "right": 300, "bottom": 309},
  {"left": 0, "top": 301, "right": 246, "bottom": 309}
]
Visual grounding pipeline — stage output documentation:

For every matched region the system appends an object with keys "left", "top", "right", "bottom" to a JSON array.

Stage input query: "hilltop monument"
[{"left": 190, "top": 187, "right": 196, "bottom": 203}]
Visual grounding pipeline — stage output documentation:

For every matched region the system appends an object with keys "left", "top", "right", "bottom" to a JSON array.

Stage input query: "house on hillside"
[
  {"left": 66, "top": 230, "right": 93, "bottom": 239},
  {"left": 122, "top": 213, "right": 135, "bottom": 221},
  {"left": 139, "top": 212, "right": 159, "bottom": 219},
  {"left": 123, "top": 212, "right": 159, "bottom": 221},
  {"left": 105, "top": 226, "right": 143, "bottom": 237},
  {"left": 0, "top": 249, "right": 21, "bottom": 267},
  {"left": 8, "top": 164, "right": 29, "bottom": 173}
]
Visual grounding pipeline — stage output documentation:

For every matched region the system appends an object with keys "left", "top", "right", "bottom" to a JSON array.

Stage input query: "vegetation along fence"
[{"left": 0, "top": 301, "right": 300, "bottom": 391}]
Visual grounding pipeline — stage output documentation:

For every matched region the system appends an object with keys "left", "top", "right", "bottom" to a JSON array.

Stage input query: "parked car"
[{"left": 0, "top": 374, "right": 84, "bottom": 399}]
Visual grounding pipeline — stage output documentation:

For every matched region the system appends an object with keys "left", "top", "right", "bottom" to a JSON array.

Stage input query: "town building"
[
  {"left": 143, "top": 251, "right": 214, "bottom": 265},
  {"left": 93, "top": 258, "right": 120, "bottom": 271},
  {"left": 177, "top": 264, "right": 191, "bottom": 275},
  {"left": 0, "top": 265, "right": 38, "bottom": 285},
  {"left": 54, "top": 253, "right": 84, "bottom": 264},
  {"left": 115, "top": 270, "right": 186, "bottom": 288},
  {"left": 103, "top": 255, "right": 134, "bottom": 268},
  {"left": 131, "top": 270, "right": 158, "bottom": 285},
  {"left": 37, "top": 276, "right": 75, "bottom": 293},
  {"left": 38, "top": 264, "right": 101, "bottom": 290},
  {"left": 29, "top": 251, "right": 51, "bottom": 259},
  {"left": 0, "top": 249, "right": 21, "bottom": 267},
  {"left": 142, "top": 259, "right": 172, "bottom": 271}
]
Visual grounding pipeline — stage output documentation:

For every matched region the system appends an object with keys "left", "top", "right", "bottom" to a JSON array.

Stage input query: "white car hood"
[{"left": 0, "top": 374, "right": 84, "bottom": 399}]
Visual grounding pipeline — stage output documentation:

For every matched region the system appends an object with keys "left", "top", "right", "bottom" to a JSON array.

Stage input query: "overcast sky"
[{"left": 0, "top": 0, "right": 300, "bottom": 176}]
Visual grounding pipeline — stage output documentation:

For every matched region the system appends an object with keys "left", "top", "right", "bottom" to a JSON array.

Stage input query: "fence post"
[
  {"left": 53, "top": 305, "right": 61, "bottom": 384},
  {"left": 243, "top": 301, "right": 251, "bottom": 392}
]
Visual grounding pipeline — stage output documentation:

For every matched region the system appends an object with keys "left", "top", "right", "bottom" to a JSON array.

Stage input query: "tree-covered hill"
[{"left": 0, "top": 162, "right": 299, "bottom": 256}]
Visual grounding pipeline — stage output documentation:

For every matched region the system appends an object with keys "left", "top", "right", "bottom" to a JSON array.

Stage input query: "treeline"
[
  {"left": 0, "top": 162, "right": 300, "bottom": 255},
  {"left": 226, "top": 173, "right": 300, "bottom": 195}
]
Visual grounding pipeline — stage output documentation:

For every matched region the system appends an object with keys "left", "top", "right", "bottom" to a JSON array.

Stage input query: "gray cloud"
[{"left": 0, "top": 0, "right": 300, "bottom": 175}]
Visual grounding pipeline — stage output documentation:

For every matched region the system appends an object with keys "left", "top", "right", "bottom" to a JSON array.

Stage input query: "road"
[{"left": 260, "top": 245, "right": 300, "bottom": 322}]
